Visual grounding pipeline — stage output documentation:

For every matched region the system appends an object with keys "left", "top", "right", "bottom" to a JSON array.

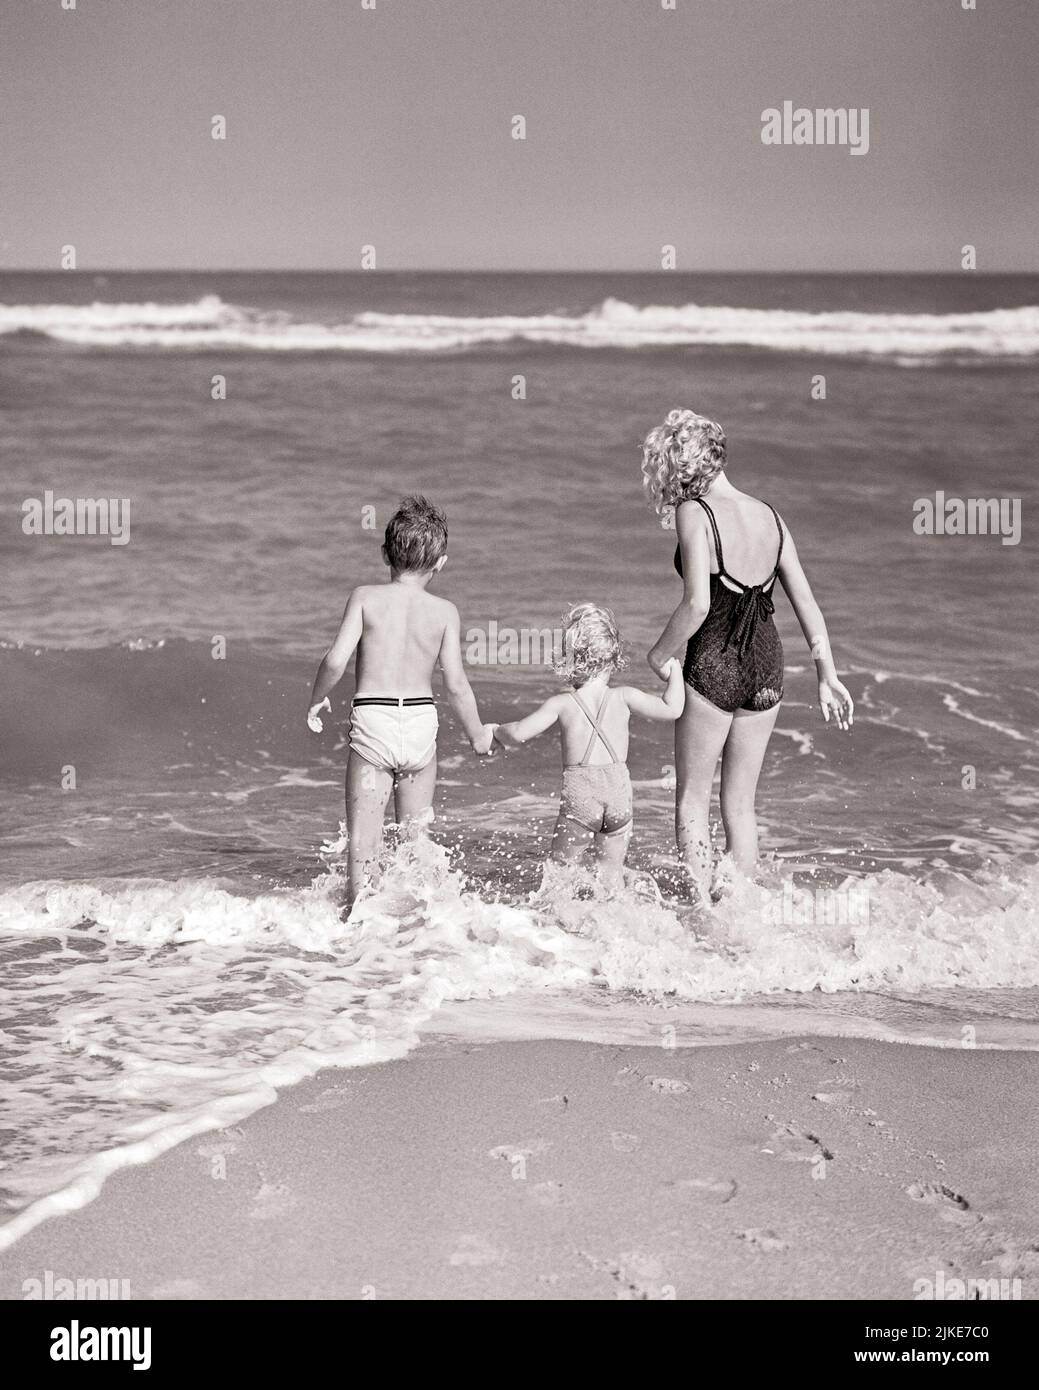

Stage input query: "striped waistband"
[{"left": 352, "top": 696, "right": 435, "bottom": 708}]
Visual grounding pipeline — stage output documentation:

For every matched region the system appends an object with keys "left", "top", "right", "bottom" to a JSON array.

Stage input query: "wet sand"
[{"left": 3, "top": 1037, "right": 1038, "bottom": 1300}]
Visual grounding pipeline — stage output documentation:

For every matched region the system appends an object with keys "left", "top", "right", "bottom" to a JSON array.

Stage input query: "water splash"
[{"left": 2, "top": 838, "right": 1038, "bottom": 1249}]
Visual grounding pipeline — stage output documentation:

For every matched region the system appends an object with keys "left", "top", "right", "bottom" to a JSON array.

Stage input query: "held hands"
[
  {"left": 471, "top": 723, "right": 498, "bottom": 756},
  {"left": 307, "top": 697, "right": 331, "bottom": 733},
  {"left": 818, "top": 678, "right": 854, "bottom": 731},
  {"left": 647, "top": 649, "right": 675, "bottom": 681}
]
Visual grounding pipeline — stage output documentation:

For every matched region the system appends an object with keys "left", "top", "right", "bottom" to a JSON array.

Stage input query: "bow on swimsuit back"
[{"left": 674, "top": 497, "right": 786, "bottom": 714}]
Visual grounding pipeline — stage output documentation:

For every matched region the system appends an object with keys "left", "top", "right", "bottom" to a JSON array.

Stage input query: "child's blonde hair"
[
  {"left": 554, "top": 603, "right": 627, "bottom": 687},
  {"left": 641, "top": 408, "right": 727, "bottom": 524}
]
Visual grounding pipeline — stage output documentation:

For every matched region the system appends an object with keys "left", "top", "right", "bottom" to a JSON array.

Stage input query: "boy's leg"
[
  {"left": 393, "top": 756, "right": 437, "bottom": 835},
  {"left": 550, "top": 813, "right": 595, "bottom": 864},
  {"left": 345, "top": 752, "right": 394, "bottom": 908}
]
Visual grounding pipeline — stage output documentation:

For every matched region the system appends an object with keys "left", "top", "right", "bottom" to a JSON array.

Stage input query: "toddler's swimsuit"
[
  {"left": 559, "top": 688, "right": 633, "bottom": 836},
  {"left": 674, "top": 497, "right": 785, "bottom": 714}
]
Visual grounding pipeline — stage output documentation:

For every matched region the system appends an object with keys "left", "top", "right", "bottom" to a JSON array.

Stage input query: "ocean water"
[{"left": 1, "top": 271, "right": 1038, "bottom": 1250}]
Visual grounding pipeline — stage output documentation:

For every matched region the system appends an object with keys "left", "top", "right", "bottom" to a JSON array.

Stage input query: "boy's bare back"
[{"left": 351, "top": 583, "right": 456, "bottom": 697}]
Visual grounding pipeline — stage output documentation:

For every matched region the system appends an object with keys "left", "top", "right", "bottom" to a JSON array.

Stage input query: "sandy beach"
[{"left": 3, "top": 1036, "right": 1037, "bottom": 1302}]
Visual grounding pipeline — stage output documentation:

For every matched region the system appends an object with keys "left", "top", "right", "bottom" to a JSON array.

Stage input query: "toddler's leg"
[
  {"left": 594, "top": 825, "right": 631, "bottom": 887},
  {"left": 550, "top": 814, "right": 595, "bottom": 864},
  {"left": 345, "top": 752, "right": 394, "bottom": 909}
]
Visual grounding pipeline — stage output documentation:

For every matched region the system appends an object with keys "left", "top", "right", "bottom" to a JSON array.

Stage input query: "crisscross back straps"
[{"left": 569, "top": 688, "right": 622, "bottom": 765}]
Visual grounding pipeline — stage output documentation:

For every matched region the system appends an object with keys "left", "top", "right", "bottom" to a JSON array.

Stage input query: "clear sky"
[{"left": 1, "top": 0, "right": 1036, "bottom": 271}]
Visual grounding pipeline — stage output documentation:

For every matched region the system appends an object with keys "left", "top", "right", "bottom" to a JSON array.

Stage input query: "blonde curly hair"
[
  {"left": 641, "top": 408, "right": 727, "bottom": 523},
  {"left": 554, "top": 603, "right": 627, "bottom": 688}
]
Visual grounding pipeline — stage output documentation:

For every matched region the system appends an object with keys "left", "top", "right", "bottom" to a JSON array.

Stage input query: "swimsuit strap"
[
  {"left": 700, "top": 497, "right": 784, "bottom": 591},
  {"left": 767, "top": 504, "right": 785, "bottom": 580},
  {"left": 694, "top": 497, "right": 725, "bottom": 575},
  {"left": 570, "top": 688, "right": 622, "bottom": 766}
]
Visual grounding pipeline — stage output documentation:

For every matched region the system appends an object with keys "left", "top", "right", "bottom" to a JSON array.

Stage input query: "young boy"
[{"left": 307, "top": 495, "right": 494, "bottom": 909}]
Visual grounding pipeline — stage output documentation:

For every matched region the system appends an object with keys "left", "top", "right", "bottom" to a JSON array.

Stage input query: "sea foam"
[
  {"left": 3, "top": 295, "right": 1039, "bottom": 358},
  {"left": 2, "top": 841, "right": 1038, "bottom": 1251}
]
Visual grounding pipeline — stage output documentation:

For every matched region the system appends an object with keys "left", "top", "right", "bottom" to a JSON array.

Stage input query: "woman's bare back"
[{"left": 693, "top": 487, "right": 784, "bottom": 585}]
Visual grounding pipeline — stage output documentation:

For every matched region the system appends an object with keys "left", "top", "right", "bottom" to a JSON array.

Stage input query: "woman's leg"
[
  {"left": 675, "top": 686, "right": 733, "bottom": 902},
  {"left": 719, "top": 703, "right": 781, "bottom": 874}
]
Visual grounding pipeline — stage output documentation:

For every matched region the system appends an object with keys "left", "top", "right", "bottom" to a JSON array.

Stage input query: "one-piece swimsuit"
[
  {"left": 559, "top": 688, "right": 633, "bottom": 836},
  {"left": 673, "top": 498, "right": 785, "bottom": 713}
]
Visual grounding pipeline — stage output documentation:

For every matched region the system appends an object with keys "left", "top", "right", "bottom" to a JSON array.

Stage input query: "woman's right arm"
[
  {"left": 647, "top": 505, "right": 712, "bottom": 677},
  {"left": 777, "top": 525, "right": 854, "bottom": 730}
]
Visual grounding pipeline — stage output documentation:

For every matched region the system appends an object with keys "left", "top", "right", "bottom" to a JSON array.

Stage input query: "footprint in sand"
[
  {"left": 613, "top": 1064, "right": 642, "bottom": 1086},
  {"left": 249, "top": 1181, "right": 297, "bottom": 1221},
  {"left": 762, "top": 1123, "right": 834, "bottom": 1164},
  {"left": 737, "top": 1227, "right": 788, "bottom": 1253},
  {"left": 666, "top": 1176, "right": 738, "bottom": 1204},
  {"left": 578, "top": 1249, "right": 671, "bottom": 1300},
  {"left": 983, "top": 1242, "right": 1039, "bottom": 1277},
  {"left": 610, "top": 1131, "right": 641, "bottom": 1153},
  {"left": 196, "top": 1129, "right": 245, "bottom": 1178},
  {"left": 195, "top": 1126, "right": 245, "bottom": 1161},
  {"left": 905, "top": 1182, "right": 977, "bottom": 1226},
  {"left": 449, "top": 1234, "right": 505, "bottom": 1267},
  {"left": 487, "top": 1139, "right": 549, "bottom": 1164},
  {"left": 299, "top": 1084, "right": 357, "bottom": 1113},
  {"left": 645, "top": 1076, "right": 690, "bottom": 1095},
  {"left": 615, "top": 1251, "right": 671, "bottom": 1300}
]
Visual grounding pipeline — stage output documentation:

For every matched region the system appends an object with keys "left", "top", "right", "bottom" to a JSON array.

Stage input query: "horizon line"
[{"left": 1, "top": 267, "right": 1036, "bottom": 277}]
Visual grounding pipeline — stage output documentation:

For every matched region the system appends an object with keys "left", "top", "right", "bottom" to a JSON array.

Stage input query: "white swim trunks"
[{"left": 349, "top": 697, "right": 438, "bottom": 774}]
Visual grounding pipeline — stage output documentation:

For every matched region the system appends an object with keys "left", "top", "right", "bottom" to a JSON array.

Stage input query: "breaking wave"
[{"left": 4, "top": 295, "right": 1039, "bottom": 359}]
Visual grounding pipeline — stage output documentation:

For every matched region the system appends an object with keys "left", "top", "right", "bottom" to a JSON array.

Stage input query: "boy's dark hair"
[{"left": 383, "top": 495, "right": 448, "bottom": 573}]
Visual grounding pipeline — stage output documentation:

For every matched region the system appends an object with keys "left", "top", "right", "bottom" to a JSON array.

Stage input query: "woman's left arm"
[{"left": 647, "top": 505, "right": 712, "bottom": 678}]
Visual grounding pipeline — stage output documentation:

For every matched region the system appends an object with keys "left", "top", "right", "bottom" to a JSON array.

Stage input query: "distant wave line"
[{"left": 3, "top": 294, "right": 1039, "bottom": 358}]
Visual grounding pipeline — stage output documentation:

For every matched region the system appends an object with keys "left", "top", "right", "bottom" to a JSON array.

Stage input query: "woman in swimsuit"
[{"left": 642, "top": 409, "right": 854, "bottom": 903}]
